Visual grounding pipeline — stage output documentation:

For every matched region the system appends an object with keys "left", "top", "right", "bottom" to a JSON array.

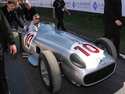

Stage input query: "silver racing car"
[{"left": 12, "top": 23, "right": 117, "bottom": 93}]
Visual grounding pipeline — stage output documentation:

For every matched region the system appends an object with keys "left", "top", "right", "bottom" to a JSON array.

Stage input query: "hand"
[
  {"left": 68, "top": 12, "right": 71, "bottom": 16},
  {"left": 115, "top": 20, "right": 122, "bottom": 26},
  {"left": 23, "top": 25, "right": 28, "bottom": 31},
  {"left": 18, "top": 26, "right": 20, "bottom": 29},
  {"left": 10, "top": 45, "right": 17, "bottom": 55},
  {"left": 23, "top": 28, "right": 27, "bottom": 31},
  {"left": 24, "top": 21, "right": 28, "bottom": 24}
]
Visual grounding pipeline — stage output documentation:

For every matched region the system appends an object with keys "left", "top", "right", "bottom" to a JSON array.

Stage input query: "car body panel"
[{"left": 18, "top": 23, "right": 116, "bottom": 86}]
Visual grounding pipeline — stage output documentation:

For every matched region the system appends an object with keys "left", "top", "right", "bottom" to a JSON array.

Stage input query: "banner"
[
  {"left": 27, "top": 0, "right": 53, "bottom": 8},
  {"left": 122, "top": 0, "right": 125, "bottom": 17},
  {"left": 64, "top": 0, "right": 104, "bottom": 14},
  {"left": 27, "top": 0, "right": 125, "bottom": 17}
]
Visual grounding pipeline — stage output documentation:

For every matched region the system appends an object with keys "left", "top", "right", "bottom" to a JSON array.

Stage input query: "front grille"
[{"left": 84, "top": 63, "right": 115, "bottom": 85}]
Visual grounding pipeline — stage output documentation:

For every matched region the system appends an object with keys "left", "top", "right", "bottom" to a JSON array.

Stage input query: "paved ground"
[{"left": 5, "top": 51, "right": 125, "bottom": 94}]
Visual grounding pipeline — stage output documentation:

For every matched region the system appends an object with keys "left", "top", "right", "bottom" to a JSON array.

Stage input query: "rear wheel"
[
  {"left": 39, "top": 51, "right": 62, "bottom": 93},
  {"left": 94, "top": 37, "right": 117, "bottom": 61},
  {"left": 12, "top": 29, "right": 20, "bottom": 52}
]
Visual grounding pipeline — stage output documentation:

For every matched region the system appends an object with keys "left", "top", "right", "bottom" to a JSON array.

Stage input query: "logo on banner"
[
  {"left": 72, "top": 1, "right": 75, "bottom": 8},
  {"left": 93, "top": 2, "right": 98, "bottom": 10},
  {"left": 72, "top": 1, "right": 91, "bottom": 8},
  {"left": 40, "top": 2, "right": 42, "bottom": 6},
  {"left": 50, "top": 2, "right": 52, "bottom": 7},
  {"left": 93, "top": 2, "right": 104, "bottom": 10}
]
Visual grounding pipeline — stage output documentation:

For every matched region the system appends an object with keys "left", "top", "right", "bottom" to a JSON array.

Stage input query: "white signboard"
[
  {"left": 27, "top": 0, "right": 125, "bottom": 17},
  {"left": 65, "top": 0, "right": 104, "bottom": 14},
  {"left": 28, "top": 0, "right": 53, "bottom": 8},
  {"left": 122, "top": 0, "right": 125, "bottom": 17}
]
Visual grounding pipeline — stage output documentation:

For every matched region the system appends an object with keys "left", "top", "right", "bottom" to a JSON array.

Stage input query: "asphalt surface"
[{"left": 5, "top": 51, "right": 125, "bottom": 94}]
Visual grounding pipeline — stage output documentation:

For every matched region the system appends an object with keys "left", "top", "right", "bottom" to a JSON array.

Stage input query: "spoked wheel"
[
  {"left": 94, "top": 37, "right": 117, "bottom": 61},
  {"left": 39, "top": 51, "right": 62, "bottom": 93}
]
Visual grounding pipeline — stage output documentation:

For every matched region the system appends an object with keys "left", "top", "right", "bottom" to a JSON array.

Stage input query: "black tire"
[
  {"left": 94, "top": 37, "right": 117, "bottom": 61},
  {"left": 39, "top": 51, "right": 62, "bottom": 93},
  {"left": 12, "top": 29, "right": 20, "bottom": 52}
]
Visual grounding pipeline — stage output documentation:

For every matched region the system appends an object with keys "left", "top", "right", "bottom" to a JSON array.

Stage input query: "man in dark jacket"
[
  {"left": 12, "top": 1, "right": 26, "bottom": 29},
  {"left": 1, "top": 0, "right": 24, "bottom": 28},
  {"left": 0, "top": 10, "right": 17, "bottom": 94},
  {"left": 1, "top": 0, "right": 24, "bottom": 52},
  {"left": 23, "top": 3, "right": 36, "bottom": 21},
  {"left": 104, "top": 0, "right": 122, "bottom": 57},
  {"left": 15, "top": 1, "right": 26, "bottom": 21}
]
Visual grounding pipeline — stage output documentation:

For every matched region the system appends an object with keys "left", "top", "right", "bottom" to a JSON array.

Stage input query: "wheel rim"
[
  {"left": 97, "top": 44, "right": 108, "bottom": 53},
  {"left": 40, "top": 60, "right": 50, "bottom": 86}
]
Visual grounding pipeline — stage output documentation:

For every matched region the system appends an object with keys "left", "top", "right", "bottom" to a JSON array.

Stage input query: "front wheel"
[
  {"left": 94, "top": 37, "right": 117, "bottom": 61},
  {"left": 39, "top": 51, "right": 62, "bottom": 93}
]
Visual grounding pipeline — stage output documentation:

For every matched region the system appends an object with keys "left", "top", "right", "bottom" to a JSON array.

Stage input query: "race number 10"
[
  {"left": 74, "top": 44, "right": 99, "bottom": 56},
  {"left": 24, "top": 32, "right": 37, "bottom": 49},
  {"left": 25, "top": 33, "right": 34, "bottom": 47}
]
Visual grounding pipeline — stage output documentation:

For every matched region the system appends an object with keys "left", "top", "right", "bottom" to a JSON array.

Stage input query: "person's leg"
[
  {"left": 57, "top": 20, "right": 60, "bottom": 30},
  {"left": 0, "top": 43, "right": 5, "bottom": 94},
  {"left": 60, "top": 20, "right": 66, "bottom": 31},
  {"left": 56, "top": 15, "right": 61, "bottom": 30},
  {"left": 0, "top": 43, "right": 9, "bottom": 94},
  {"left": 56, "top": 14, "right": 66, "bottom": 31},
  {"left": 103, "top": 23, "right": 115, "bottom": 39},
  {"left": 59, "top": 14, "right": 66, "bottom": 31},
  {"left": 112, "top": 25, "right": 121, "bottom": 55},
  {"left": 0, "top": 73, "right": 9, "bottom": 94}
]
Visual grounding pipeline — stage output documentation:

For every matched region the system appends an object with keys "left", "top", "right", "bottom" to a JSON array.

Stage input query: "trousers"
[
  {"left": 104, "top": 23, "right": 121, "bottom": 54},
  {"left": 0, "top": 43, "right": 9, "bottom": 94},
  {"left": 56, "top": 13, "right": 66, "bottom": 31}
]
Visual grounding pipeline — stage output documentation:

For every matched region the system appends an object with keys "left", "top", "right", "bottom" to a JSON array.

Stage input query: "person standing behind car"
[
  {"left": 0, "top": 10, "right": 17, "bottom": 94},
  {"left": 53, "top": 0, "right": 71, "bottom": 31},
  {"left": 1, "top": 0, "right": 24, "bottom": 29},
  {"left": 23, "top": 3, "right": 36, "bottom": 21},
  {"left": 104, "top": 0, "right": 122, "bottom": 57},
  {"left": 1, "top": 0, "right": 24, "bottom": 52},
  {"left": 15, "top": 1, "right": 26, "bottom": 22},
  {"left": 12, "top": 1, "right": 26, "bottom": 29}
]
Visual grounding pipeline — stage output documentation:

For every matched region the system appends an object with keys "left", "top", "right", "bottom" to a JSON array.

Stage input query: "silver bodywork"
[{"left": 18, "top": 24, "right": 116, "bottom": 86}]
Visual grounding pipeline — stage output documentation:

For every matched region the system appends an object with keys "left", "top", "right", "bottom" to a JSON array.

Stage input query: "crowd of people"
[
  {"left": 0, "top": 0, "right": 123, "bottom": 93},
  {"left": 0, "top": 0, "right": 37, "bottom": 94}
]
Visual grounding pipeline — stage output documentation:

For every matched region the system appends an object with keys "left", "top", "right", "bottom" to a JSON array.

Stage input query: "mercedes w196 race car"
[{"left": 12, "top": 22, "right": 117, "bottom": 93}]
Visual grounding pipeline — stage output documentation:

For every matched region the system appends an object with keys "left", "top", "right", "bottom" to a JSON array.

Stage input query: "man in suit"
[
  {"left": 104, "top": 0, "right": 122, "bottom": 57},
  {"left": 0, "top": 10, "right": 17, "bottom": 94}
]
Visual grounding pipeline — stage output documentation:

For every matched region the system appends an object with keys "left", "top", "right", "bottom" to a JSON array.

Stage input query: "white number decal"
[
  {"left": 24, "top": 32, "right": 37, "bottom": 49},
  {"left": 72, "top": 43, "right": 100, "bottom": 56}
]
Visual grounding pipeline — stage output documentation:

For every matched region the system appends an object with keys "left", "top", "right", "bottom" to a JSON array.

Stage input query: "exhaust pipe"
[{"left": 22, "top": 52, "right": 29, "bottom": 58}]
